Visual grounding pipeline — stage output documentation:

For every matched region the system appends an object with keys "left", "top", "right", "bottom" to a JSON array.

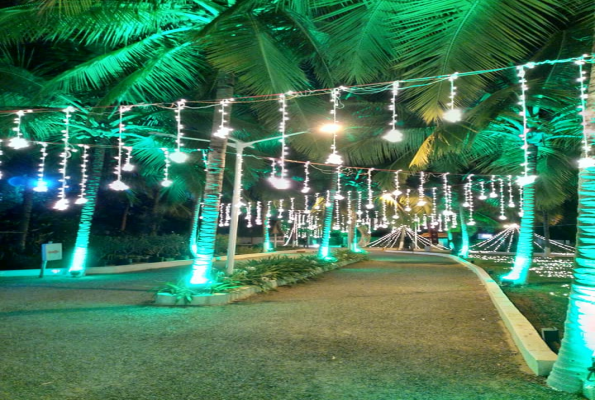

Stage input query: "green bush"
[{"left": 90, "top": 234, "right": 188, "bottom": 265}]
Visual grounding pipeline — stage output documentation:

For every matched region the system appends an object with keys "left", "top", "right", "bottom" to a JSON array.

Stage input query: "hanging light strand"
[
  {"left": 325, "top": 88, "right": 343, "bottom": 165},
  {"left": 33, "top": 142, "right": 49, "bottom": 192},
  {"left": 302, "top": 161, "right": 311, "bottom": 193},
  {"left": 54, "top": 106, "right": 75, "bottom": 210},
  {"left": 366, "top": 168, "right": 374, "bottom": 209},
  {"left": 161, "top": 148, "right": 172, "bottom": 187},
  {"left": 444, "top": 73, "right": 462, "bottom": 122},
  {"left": 213, "top": 99, "right": 233, "bottom": 138},
  {"left": 8, "top": 109, "right": 32, "bottom": 149},
  {"left": 75, "top": 144, "right": 90, "bottom": 204},
  {"left": 516, "top": 63, "right": 537, "bottom": 186},
  {"left": 383, "top": 81, "right": 403, "bottom": 142},
  {"left": 576, "top": 56, "right": 592, "bottom": 166},
  {"left": 109, "top": 105, "right": 132, "bottom": 191},
  {"left": 170, "top": 99, "right": 188, "bottom": 163}
]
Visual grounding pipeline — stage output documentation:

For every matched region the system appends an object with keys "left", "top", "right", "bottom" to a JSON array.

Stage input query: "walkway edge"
[{"left": 386, "top": 250, "right": 557, "bottom": 376}]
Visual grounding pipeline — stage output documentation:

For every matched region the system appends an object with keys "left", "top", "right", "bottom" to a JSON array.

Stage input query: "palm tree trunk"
[
  {"left": 505, "top": 143, "right": 538, "bottom": 284},
  {"left": 17, "top": 184, "right": 33, "bottom": 252},
  {"left": 68, "top": 146, "right": 106, "bottom": 276},
  {"left": 547, "top": 41, "right": 595, "bottom": 393},
  {"left": 120, "top": 202, "right": 130, "bottom": 232},
  {"left": 263, "top": 202, "right": 272, "bottom": 252},
  {"left": 458, "top": 206, "right": 469, "bottom": 258},
  {"left": 189, "top": 196, "right": 201, "bottom": 258},
  {"left": 150, "top": 191, "right": 161, "bottom": 236},
  {"left": 189, "top": 72, "right": 234, "bottom": 285},
  {"left": 398, "top": 226, "right": 406, "bottom": 250},
  {"left": 317, "top": 172, "right": 337, "bottom": 259}
]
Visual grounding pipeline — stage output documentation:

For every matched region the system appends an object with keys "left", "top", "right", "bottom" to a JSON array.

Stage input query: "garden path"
[{"left": 0, "top": 251, "right": 580, "bottom": 399}]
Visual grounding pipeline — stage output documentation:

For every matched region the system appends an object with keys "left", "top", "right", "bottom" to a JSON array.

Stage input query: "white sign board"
[{"left": 42, "top": 243, "right": 63, "bottom": 261}]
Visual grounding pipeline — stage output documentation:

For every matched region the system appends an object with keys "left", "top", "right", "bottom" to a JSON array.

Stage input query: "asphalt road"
[{"left": 0, "top": 251, "right": 580, "bottom": 399}]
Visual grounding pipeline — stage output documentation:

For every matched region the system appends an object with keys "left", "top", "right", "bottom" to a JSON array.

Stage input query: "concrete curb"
[
  {"left": 155, "top": 259, "right": 355, "bottom": 307},
  {"left": 385, "top": 250, "right": 556, "bottom": 376}
]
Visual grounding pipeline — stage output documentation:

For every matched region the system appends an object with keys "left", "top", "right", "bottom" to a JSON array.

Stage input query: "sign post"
[{"left": 40, "top": 242, "right": 62, "bottom": 278}]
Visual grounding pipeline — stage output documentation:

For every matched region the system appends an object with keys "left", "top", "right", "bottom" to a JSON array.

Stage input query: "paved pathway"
[{"left": 0, "top": 251, "right": 579, "bottom": 399}]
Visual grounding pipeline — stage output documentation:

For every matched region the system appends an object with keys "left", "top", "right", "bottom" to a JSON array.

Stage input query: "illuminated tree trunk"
[
  {"left": 318, "top": 172, "right": 337, "bottom": 259},
  {"left": 547, "top": 44, "right": 595, "bottom": 393},
  {"left": 189, "top": 73, "right": 234, "bottom": 286},
  {"left": 263, "top": 202, "right": 272, "bottom": 252},
  {"left": 189, "top": 197, "right": 201, "bottom": 258},
  {"left": 68, "top": 146, "right": 105, "bottom": 276},
  {"left": 458, "top": 206, "right": 469, "bottom": 258},
  {"left": 398, "top": 226, "right": 406, "bottom": 250},
  {"left": 505, "top": 143, "right": 537, "bottom": 284}
]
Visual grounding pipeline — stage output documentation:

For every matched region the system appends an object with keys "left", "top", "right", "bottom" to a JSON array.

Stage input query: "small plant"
[{"left": 157, "top": 281, "right": 207, "bottom": 304}]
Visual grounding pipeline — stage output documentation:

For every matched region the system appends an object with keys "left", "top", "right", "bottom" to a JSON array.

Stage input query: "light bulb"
[
  {"left": 478, "top": 195, "right": 487, "bottom": 200},
  {"left": 320, "top": 123, "right": 341, "bottom": 134},
  {"left": 301, "top": 187, "right": 310, "bottom": 194},
  {"left": 382, "top": 129, "right": 403, "bottom": 143},
  {"left": 326, "top": 153, "right": 343, "bottom": 165},
  {"left": 272, "top": 177, "right": 290, "bottom": 190},
  {"left": 75, "top": 197, "right": 88, "bottom": 205},
  {"left": 8, "top": 137, "right": 29, "bottom": 149},
  {"left": 169, "top": 151, "right": 188, "bottom": 164},
  {"left": 122, "top": 163, "right": 135, "bottom": 172},
  {"left": 462, "top": 202, "right": 470, "bottom": 208},
  {"left": 392, "top": 189, "right": 402, "bottom": 196},
  {"left": 578, "top": 158, "right": 595, "bottom": 168},
  {"left": 499, "top": 215, "right": 507, "bottom": 220},
  {"left": 416, "top": 200, "right": 426, "bottom": 206},
  {"left": 109, "top": 180, "right": 129, "bottom": 191},
  {"left": 468, "top": 220, "right": 476, "bottom": 226},
  {"left": 366, "top": 203, "right": 374, "bottom": 210},
  {"left": 443, "top": 108, "right": 462, "bottom": 123},
  {"left": 489, "top": 192, "right": 498, "bottom": 198},
  {"left": 53, "top": 199, "right": 70, "bottom": 211},
  {"left": 516, "top": 175, "right": 537, "bottom": 186},
  {"left": 161, "top": 179, "right": 173, "bottom": 187},
  {"left": 404, "top": 206, "right": 411, "bottom": 212},
  {"left": 33, "top": 182, "right": 48, "bottom": 193},
  {"left": 336, "top": 194, "right": 345, "bottom": 200}
]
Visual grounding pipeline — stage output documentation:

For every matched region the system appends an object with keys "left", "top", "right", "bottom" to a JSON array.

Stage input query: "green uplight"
[{"left": 189, "top": 254, "right": 212, "bottom": 285}]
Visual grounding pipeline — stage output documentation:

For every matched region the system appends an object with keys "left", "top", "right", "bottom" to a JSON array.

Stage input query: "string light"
[
  {"left": 324, "top": 88, "right": 343, "bottom": 165},
  {"left": 161, "top": 148, "right": 173, "bottom": 187},
  {"left": 393, "top": 169, "right": 402, "bottom": 196},
  {"left": 304, "top": 195, "right": 310, "bottom": 214},
  {"left": 499, "top": 178, "right": 507, "bottom": 220},
  {"left": 442, "top": 173, "right": 454, "bottom": 217},
  {"left": 417, "top": 171, "right": 426, "bottom": 206},
  {"left": 266, "top": 200, "right": 272, "bottom": 228},
  {"left": 75, "top": 144, "right": 90, "bottom": 204},
  {"left": 347, "top": 191, "right": 352, "bottom": 225},
  {"left": 255, "top": 201, "right": 262, "bottom": 225},
  {"left": 576, "top": 55, "right": 593, "bottom": 167},
  {"left": 302, "top": 161, "right": 311, "bottom": 193},
  {"left": 431, "top": 187, "right": 438, "bottom": 226},
  {"left": 466, "top": 176, "right": 475, "bottom": 226},
  {"left": 109, "top": 105, "right": 132, "bottom": 191},
  {"left": 381, "top": 195, "right": 389, "bottom": 228},
  {"left": 213, "top": 99, "right": 233, "bottom": 138},
  {"left": 366, "top": 168, "right": 374, "bottom": 209},
  {"left": 443, "top": 72, "right": 462, "bottom": 122},
  {"left": 245, "top": 201, "right": 252, "bottom": 228},
  {"left": 336, "top": 166, "right": 344, "bottom": 200},
  {"left": 170, "top": 99, "right": 188, "bottom": 163},
  {"left": 0, "top": 140, "right": 3, "bottom": 179},
  {"left": 489, "top": 175, "right": 498, "bottom": 198},
  {"left": 225, "top": 203, "right": 231, "bottom": 226},
  {"left": 8, "top": 110, "right": 32, "bottom": 149},
  {"left": 33, "top": 142, "right": 49, "bottom": 192},
  {"left": 404, "top": 189, "right": 412, "bottom": 212},
  {"left": 219, "top": 203, "right": 225, "bottom": 227},
  {"left": 333, "top": 198, "right": 341, "bottom": 230},
  {"left": 314, "top": 192, "right": 321, "bottom": 210},
  {"left": 289, "top": 197, "right": 295, "bottom": 223},
  {"left": 273, "top": 93, "right": 291, "bottom": 189},
  {"left": 507, "top": 175, "right": 516, "bottom": 208},
  {"left": 383, "top": 81, "right": 403, "bottom": 142},
  {"left": 53, "top": 106, "right": 75, "bottom": 211},
  {"left": 122, "top": 146, "right": 134, "bottom": 171},
  {"left": 356, "top": 191, "right": 363, "bottom": 222},
  {"left": 478, "top": 180, "right": 487, "bottom": 200},
  {"left": 325, "top": 190, "right": 331, "bottom": 207},
  {"left": 516, "top": 63, "right": 537, "bottom": 185}
]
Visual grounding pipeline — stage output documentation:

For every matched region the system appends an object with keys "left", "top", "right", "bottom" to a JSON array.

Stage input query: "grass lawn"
[{"left": 470, "top": 254, "right": 572, "bottom": 349}]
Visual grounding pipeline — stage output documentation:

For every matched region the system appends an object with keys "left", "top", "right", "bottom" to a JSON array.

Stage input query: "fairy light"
[
  {"left": 417, "top": 171, "right": 427, "bottom": 206},
  {"left": 356, "top": 191, "right": 363, "bottom": 222},
  {"left": 75, "top": 144, "right": 90, "bottom": 204},
  {"left": 442, "top": 173, "right": 454, "bottom": 217},
  {"left": 302, "top": 161, "right": 311, "bottom": 193},
  {"left": 314, "top": 192, "right": 321, "bottom": 210},
  {"left": 245, "top": 201, "right": 252, "bottom": 228},
  {"left": 516, "top": 63, "right": 536, "bottom": 183},
  {"left": 289, "top": 197, "right": 295, "bottom": 223},
  {"left": 324, "top": 88, "right": 343, "bottom": 165},
  {"left": 393, "top": 169, "right": 402, "bottom": 196},
  {"left": 0, "top": 140, "right": 3, "bottom": 179},
  {"left": 109, "top": 105, "right": 132, "bottom": 191},
  {"left": 383, "top": 81, "right": 403, "bottom": 142},
  {"left": 122, "top": 146, "right": 134, "bottom": 171},
  {"left": 575, "top": 55, "right": 592, "bottom": 167},
  {"left": 443, "top": 72, "right": 462, "bottom": 122},
  {"left": 499, "top": 178, "right": 507, "bottom": 220},
  {"left": 366, "top": 168, "right": 374, "bottom": 209},
  {"left": 273, "top": 93, "right": 291, "bottom": 189},
  {"left": 213, "top": 99, "right": 233, "bottom": 138},
  {"left": 33, "top": 142, "right": 49, "bottom": 192},
  {"left": 225, "top": 203, "right": 231, "bottom": 226},
  {"left": 519, "top": 187, "right": 525, "bottom": 217},
  {"left": 8, "top": 110, "right": 32, "bottom": 149},
  {"left": 325, "top": 190, "right": 331, "bottom": 207},
  {"left": 161, "top": 148, "right": 173, "bottom": 187},
  {"left": 336, "top": 166, "right": 345, "bottom": 200},
  {"left": 392, "top": 197, "right": 399, "bottom": 220},
  {"left": 489, "top": 175, "right": 498, "bottom": 198},
  {"left": 333, "top": 199, "right": 341, "bottom": 230},
  {"left": 304, "top": 195, "right": 310, "bottom": 214},
  {"left": 266, "top": 201, "right": 272, "bottom": 228},
  {"left": 431, "top": 187, "right": 438, "bottom": 226},
  {"left": 462, "top": 175, "right": 472, "bottom": 208},
  {"left": 218, "top": 203, "right": 225, "bottom": 227},
  {"left": 347, "top": 191, "right": 352, "bottom": 225},
  {"left": 404, "top": 189, "right": 412, "bottom": 212},
  {"left": 170, "top": 99, "right": 188, "bottom": 163},
  {"left": 466, "top": 176, "right": 475, "bottom": 226},
  {"left": 478, "top": 181, "right": 487, "bottom": 200},
  {"left": 53, "top": 106, "right": 75, "bottom": 211},
  {"left": 255, "top": 201, "right": 263, "bottom": 225},
  {"left": 507, "top": 175, "right": 516, "bottom": 208},
  {"left": 422, "top": 214, "right": 428, "bottom": 230}
]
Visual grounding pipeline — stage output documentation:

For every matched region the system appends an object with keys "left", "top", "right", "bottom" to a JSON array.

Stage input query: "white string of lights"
[
  {"left": 393, "top": 169, "right": 402, "bottom": 196},
  {"left": 8, "top": 110, "right": 32, "bottom": 149},
  {"left": 0, "top": 140, "right": 3, "bottom": 179},
  {"left": 273, "top": 93, "right": 291, "bottom": 189},
  {"left": 218, "top": 203, "right": 225, "bottom": 227},
  {"left": 266, "top": 201, "right": 272, "bottom": 228},
  {"left": 357, "top": 191, "right": 363, "bottom": 222},
  {"left": 109, "top": 105, "right": 132, "bottom": 191},
  {"left": 466, "top": 176, "right": 475, "bottom": 226},
  {"left": 324, "top": 88, "right": 343, "bottom": 165},
  {"left": 478, "top": 180, "right": 487, "bottom": 200},
  {"left": 245, "top": 201, "right": 252, "bottom": 228},
  {"left": 507, "top": 175, "right": 515, "bottom": 208},
  {"left": 33, "top": 142, "right": 49, "bottom": 192},
  {"left": 122, "top": 146, "right": 134, "bottom": 171},
  {"left": 336, "top": 166, "right": 345, "bottom": 200},
  {"left": 289, "top": 197, "right": 295, "bottom": 223},
  {"left": 302, "top": 161, "right": 311, "bottom": 193},
  {"left": 213, "top": 99, "right": 233, "bottom": 138},
  {"left": 304, "top": 195, "right": 310, "bottom": 214},
  {"left": 366, "top": 168, "right": 374, "bottom": 209},
  {"left": 333, "top": 198, "right": 341, "bottom": 230},
  {"left": 516, "top": 63, "right": 537, "bottom": 186},
  {"left": 75, "top": 144, "right": 90, "bottom": 204},
  {"left": 269, "top": 159, "right": 278, "bottom": 187},
  {"left": 417, "top": 171, "right": 427, "bottom": 206},
  {"left": 53, "top": 106, "right": 75, "bottom": 211},
  {"left": 314, "top": 192, "right": 321, "bottom": 210},
  {"left": 381, "top": 195, "right": 388, "bottom": 228},
  {"left": 225, "top": 203, "right": 231, "bottom": 226},
  {"left": 444, "top": 72, "right": 462, "bottom": 122},
  {"left": 499, "top": 178, "right": 507, "bottom": 220},
  {"left": 255, "top": 201, "right": 262, "bottom": 225},
  {"left": 489, "top": 175, "right": 498, "bottom": 198},
  {"left": 383, "top": 81, "right": 403, "bottom": 142},
  {"left": 576, "top": 56, "right": 593, "bottom": 167},
  {"left": 347, "top": 191, "right": 353, "bottom": 225},
  {"left": 278, "top": 199, "right": 285, "bottom": 220},
  {"left": 404, "top": 188, "right": 412, "bottom": 212},
  {"left": 160, "top": 148, "right": 173, "bottom": 187},
  {"left": 170, "top": 99, "right": 188, "bottom": 163},
  {"left": 325, "top": 190, "right": 331, "bottom": 207},
  {"left": 431, "top": 187, "right": 438, "bottom": 226}
]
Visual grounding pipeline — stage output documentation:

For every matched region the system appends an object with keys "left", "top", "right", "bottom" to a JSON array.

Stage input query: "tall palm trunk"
[
  {"left": 17, "top": 184, "right": 33, "bottom": 252},
  {"left": 189, "top": 196, "right": 201, "bottom": 258},
  {"left": 458, "top": 205, "right": 470, "bottom": 258},
  {"left": 68, "top": 146, "right": 105, "bottom": 276},
  {"left": 317, "top": 172, "right": 337, "bottom": 259},
  {"left": 189, "top": 73, "right": 234, "bottom": 286},
  {"left": 504, "top": 143, "right": 537, "bottom": 284},
  {"left": 120, "top": 202, "right": 130, "bottom": 232},
  {"left": 547, "top": 43, "right": 595, "bottom": 394},
  {"left": 398, "top": 226, "right": 406, "bottom": 250},
  {"left": 263, "top": 202, "right": 272, "bottom": 252},
  {"left": 149, "top": 190, "right": 161, "bottom": 236}
]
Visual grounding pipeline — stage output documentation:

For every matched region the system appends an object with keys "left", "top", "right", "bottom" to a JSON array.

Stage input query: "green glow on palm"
[
  {"left": 459, "top": 211, "right": 469, "bottom": 258},
  {"left": 318, "top": 173, "right": 337, "bottom": 260},
  {"left": 547, "top": 167, "right": 595, "bottom": 392},
  {"left": 190, "top": 192, "right": 220, "bottom": 286}
]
